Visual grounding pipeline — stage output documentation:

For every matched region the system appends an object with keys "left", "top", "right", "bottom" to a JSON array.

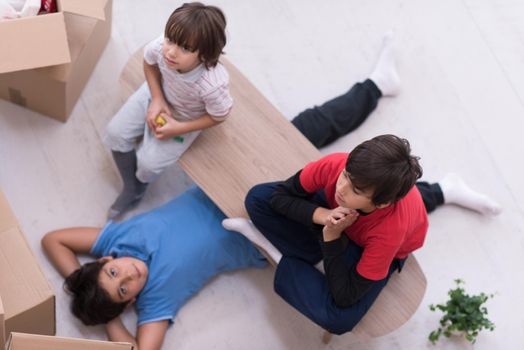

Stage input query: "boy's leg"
[
  {"left": 369, "top": 31, "right": 400, "bottom": 97},
  {"left": 291, "top": 31, "right": 399, "bottom": 148},
  {"left": 135, "top": 128, "right": 201, "bottom": 183},
  {"left": 103, "top": 83, "right": 152, "bottom": 219},
  {"left": 244, "top": 182, "right": 324, "bottom": 264},
  {"left": 416, "top": 174, "right": 501, "bottom": 215},
  {"left": 104, "top": 83, "right": 151, "bottom": 153},
  {"left": 415, "top": 181, "right": 444, "bottom": 214},
  {"left": 222, "top": 217, "right": 283, "bottom": 264},
  {"left": 291, "top": 80, "right": 381, "bottom": 148},
  {"left": 108, "top": 150, "right": 148, "bottom": 219},
  {"left": 274, "top": 241, "right": 399, "bottom": 335}
]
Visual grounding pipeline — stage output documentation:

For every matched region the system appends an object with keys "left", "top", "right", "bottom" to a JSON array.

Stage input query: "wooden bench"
[{"left": 119, "top": 48, "right": 427, "bottom": 342}]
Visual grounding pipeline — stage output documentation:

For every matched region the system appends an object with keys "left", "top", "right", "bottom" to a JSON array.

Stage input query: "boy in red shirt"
[
  {"left": 223, "top": 33, "right": 501, "bottom": 334},
  {"left": 225, "top": 136, "right": 499, "bottom": 334}
]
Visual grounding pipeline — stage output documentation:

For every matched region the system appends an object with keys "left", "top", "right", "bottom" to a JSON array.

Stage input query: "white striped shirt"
[{"left": 144, "top": 36, "right": 233, "bottom": 121}]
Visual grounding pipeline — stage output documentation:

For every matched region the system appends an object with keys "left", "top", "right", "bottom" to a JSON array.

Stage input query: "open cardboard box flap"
[
  {"left": 6, "top": 333, "right": 134, "bottom": 350},
  {"left": 0, "top": 0, "right": 109, "bottom": 74},
  {"left": 0, "top": 190, "right": 55, "bottom": 348},
  {"left": 0, "top": 13, "right": 70, "bottom": 74},
  {"left": 61, "top": 0, "right": 109, "bottom": 21}
]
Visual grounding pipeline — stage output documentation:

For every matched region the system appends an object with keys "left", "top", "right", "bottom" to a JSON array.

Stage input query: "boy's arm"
[
  {"left": 144, "top": 60, "right": 172, "bottom": 130},
  {"left": 153, "top": 113, "right": 223, "bottom": 140},
  {"left": 320, "top": 216, "right": 375, "bottom": 307},
  {"left": 270, "top": 170, "right": 330, "bottom": 227},
  {"left": 106, "top": 318, "right": 168, "bottom": 350},
  {"left": 321, "top": 237, "right": 376, "bottom": 307},
  {"left": 41, "top": 227, "right": 101, "bottom": 277}
]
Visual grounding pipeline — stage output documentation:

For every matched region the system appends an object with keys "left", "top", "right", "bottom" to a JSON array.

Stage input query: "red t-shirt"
[{"left": 299, "top": 153, "right": 428, "bottom": 280}]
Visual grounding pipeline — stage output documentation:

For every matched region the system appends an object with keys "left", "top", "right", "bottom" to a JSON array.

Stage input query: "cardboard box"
[
  {"left": 6, "top": 333, "right": 134, "bottom": 350},
  {"left": 0, "top": 190, "right": 55, "bottom": 348},
  {"left": 0, "top": 0, "right": 112, "bottom": 122}
]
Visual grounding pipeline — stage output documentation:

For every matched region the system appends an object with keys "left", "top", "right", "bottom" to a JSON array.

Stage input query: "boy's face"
[
  {"left": 98, "top": 256, "right": 149, "bottom": 303},
  {"left": 162, "top": 38, "right": 201, "bottom": 73},
  {"left": 335, "top": 169, "right": 387, "bottom": 213}
]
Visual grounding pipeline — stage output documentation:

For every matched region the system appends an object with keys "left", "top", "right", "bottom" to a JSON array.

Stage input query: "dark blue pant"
[
  {"left": 245, "top": 182, "right": 404, "bottom": 334},
  {"left": 291, "top": 79, "right": 381, "bottom": 148}
]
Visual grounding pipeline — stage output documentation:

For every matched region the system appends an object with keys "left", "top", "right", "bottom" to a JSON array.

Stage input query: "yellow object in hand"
[{"left": 155, "top": 115, "right": 167, "bottom": 126}]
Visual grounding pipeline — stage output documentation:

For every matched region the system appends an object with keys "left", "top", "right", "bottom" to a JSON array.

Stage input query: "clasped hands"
[{"left": 322, "top": 206, "right": 359, "bottom": 242}]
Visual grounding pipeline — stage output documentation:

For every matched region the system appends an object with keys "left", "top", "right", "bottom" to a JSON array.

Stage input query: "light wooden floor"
[{"left": 1, "top": 0, "right": 523, "bottom": 349}]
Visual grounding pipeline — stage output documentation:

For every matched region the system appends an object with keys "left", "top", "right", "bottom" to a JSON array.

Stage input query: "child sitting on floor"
[{"left": 103, "top": 2, "right": 233, "bottom": 219}]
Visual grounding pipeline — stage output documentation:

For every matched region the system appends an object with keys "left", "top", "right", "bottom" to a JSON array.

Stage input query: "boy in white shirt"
[{"left": 104, "top": 2, "right": 232, "bottom": 219}]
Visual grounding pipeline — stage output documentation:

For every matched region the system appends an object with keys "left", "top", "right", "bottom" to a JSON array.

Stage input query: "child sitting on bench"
[
  {"left": 222, "top": 32, "right": 501, "bottom": 335},
  {"left": 104, "top": 2, "right": 232, "bottom": 219}
]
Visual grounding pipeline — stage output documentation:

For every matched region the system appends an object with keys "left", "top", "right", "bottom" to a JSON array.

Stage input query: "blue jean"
[{"left": 245, "top": 182, "right": 405, "bottom": 334}]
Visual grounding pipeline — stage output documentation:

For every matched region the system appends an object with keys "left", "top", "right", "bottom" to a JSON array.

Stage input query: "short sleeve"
[
  {"left": 136, "top": 296, "right": 174, "bottom": 326},
  {"left": 143, "top": 36, "right": 164, "bottom": 65},
  {"left": 299, "top": 153, "right": 347, "bottom": 193},
  {"left": 202, "top": 82, "right": 233, "bottom": 120},
  {"left": 90, "top": 222, "right": 115, "bottom": 257},
  {"left": 200, "top": 65, "right": 233, "bottom": 120},
  {"left": 356, "top": 242, "right": 398, "bottom": 280}
]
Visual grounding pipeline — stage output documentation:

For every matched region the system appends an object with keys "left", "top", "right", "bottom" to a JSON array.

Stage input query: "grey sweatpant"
[{"left": 103, "top": 83, "right": 200, "bottom": 183}]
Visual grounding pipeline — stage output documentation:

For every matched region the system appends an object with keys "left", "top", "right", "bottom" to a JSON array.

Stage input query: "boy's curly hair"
[
  {"left": 64, "top": 260, "right": 129, "bottom": 325},
  {"left": 165, "top": 2, "right": 227, "bottom": 69},
  {"left": 346, "top": 134, "right": 423, "bottom": 206}
]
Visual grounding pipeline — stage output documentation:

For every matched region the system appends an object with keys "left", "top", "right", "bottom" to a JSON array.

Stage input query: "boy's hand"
[
  {"left": 146, "top": 98, "right": 172, "bottom": 130},
  {"left": 154, "top": 116, "right": 185, "bottom": 140},
  {"left": 319, "top": 206, "right": 350, "bottom": 226},
  {"left": 322, "top": 207, "right": 359, "bottom": 242}
]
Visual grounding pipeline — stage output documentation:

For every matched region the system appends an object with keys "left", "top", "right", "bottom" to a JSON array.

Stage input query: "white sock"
[
  {"left": 222, "top": 218, "right": 282, "bottom": 264},
  {"left": 439, "top": 173, "right": 502, "bottom": 216},
  {"left": 369, "top": 30, "right": 400, "bottom": 96}
]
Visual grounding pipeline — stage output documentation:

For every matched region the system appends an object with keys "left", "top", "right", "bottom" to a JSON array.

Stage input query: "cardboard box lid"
[
  {"left": 0, "top": 13, "right": 70, "bottom": 75},
  {"left": 0, "top": 0, "right": 109, "bottom": 74},
  {"left": 6, "top": 333, "right": 134, "bottom": 350}
]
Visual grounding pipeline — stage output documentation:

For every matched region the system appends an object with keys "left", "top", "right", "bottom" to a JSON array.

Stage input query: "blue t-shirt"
[{"left": 91, "top": 186, "right": 266, "bottom": 325}]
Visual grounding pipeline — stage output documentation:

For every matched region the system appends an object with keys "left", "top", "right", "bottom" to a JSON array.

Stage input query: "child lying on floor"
[{"left": 42, "top": 186, "right": 266, "bottom": 350}]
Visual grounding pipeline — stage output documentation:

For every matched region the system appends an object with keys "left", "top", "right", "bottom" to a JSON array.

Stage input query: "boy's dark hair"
[
  {"left": 165, "top": 2, "right": 227, "bottom": 69},
  {"left": 64, "top": 259, "right": 129, "bottom": 325},
  {"left": 346, "top": 134, "right": 422, "bottom": 206}
]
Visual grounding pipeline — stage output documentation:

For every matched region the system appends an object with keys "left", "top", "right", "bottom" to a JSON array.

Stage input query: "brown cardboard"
[
  {"left": 0, "top": 0, "right": 112, "bottom": 122},
  {"left": 61, "top": 0, "right": 109, "bottom": 21},
  {"left": 0, "top": 13, "right": 70, "bottom": 74},
  {"left": 6, "top": 333, "right": 134, "bottom": 350},
  {"left": 0, "top": 191, "right": 55, "bottom": 348},
  {"left": 0, "top": 0, "right": 109, "bottom": 73},
  {"left": 0, "top": 297, "right": 5, "bottom": 350}
]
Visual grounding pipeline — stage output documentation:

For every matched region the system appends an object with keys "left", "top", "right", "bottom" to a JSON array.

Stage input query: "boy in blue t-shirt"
[{"left": 42, "top": 186, "right": 266, "bottom": 349}]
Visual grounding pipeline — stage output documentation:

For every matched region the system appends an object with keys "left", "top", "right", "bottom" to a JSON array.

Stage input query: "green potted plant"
[{"left": 429, "top": 279, "right": 495, "bottom": 344}]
